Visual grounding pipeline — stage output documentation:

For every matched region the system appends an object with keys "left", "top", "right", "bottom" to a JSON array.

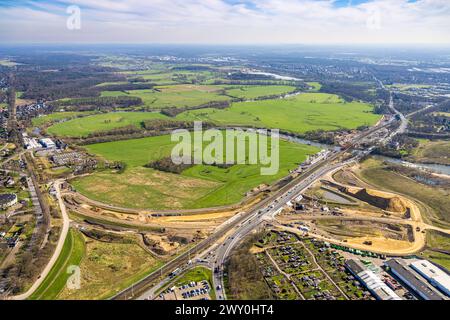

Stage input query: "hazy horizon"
[{"left": 1, "top": 0, "right": 449, "bottom": 45}]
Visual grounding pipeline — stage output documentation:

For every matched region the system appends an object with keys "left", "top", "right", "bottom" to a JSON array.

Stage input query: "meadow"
[
  {"left": 177, "top": 92, "right": 381, "bottom": 134},
  {"left": 57, "top": 233, "right": 162, "bottom": 300},
  {"left": 46, "top": 88, "right": 380, "bottom": 139},
  {"left": 47, "top": 112, "right": 168, "bottom": 137},
  {"left": 224, "top": 85, "right": 297, "bottom": 99},
  {"left": 99, "top": 84, "right": 299, "bottom": 110},
  {"left": 29, "top": 227, "right": 162, "bottom": 300},
  {"left": 72, "top": 133, "right": 319, "bottom": 210},
  {"left": 32, "top": 111, "right": 93, "bottom": 127},
  {"left": 120, "top": 70, "right": 218, "bottom": 85},
  {"left": 100, "top": 84, "right": 230, "bottom": 110}
]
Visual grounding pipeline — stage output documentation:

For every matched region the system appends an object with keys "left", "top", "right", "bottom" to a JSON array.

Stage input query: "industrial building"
[
  {"left": 410, "top": 260, "right": 450, "bottom": 297},
  {"left": 39, "top": 138, "right": 56, "bottom": 149},
  {"left": 0, "top": 193, "right": 18, "bottom": 209},
  {"left": 345, "top": 259, "right": 401, "bottom": 300},
  {"left": 384, "top": 259, "right": 444, "bottom": 300},
  {"left": 23, "top": 137, "right": 41, "bottom": 149}
]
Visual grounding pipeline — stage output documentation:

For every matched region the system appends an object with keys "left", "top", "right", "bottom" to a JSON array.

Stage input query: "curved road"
[{"left": 11, "top": 180, "right": 70, "bottom": 300}]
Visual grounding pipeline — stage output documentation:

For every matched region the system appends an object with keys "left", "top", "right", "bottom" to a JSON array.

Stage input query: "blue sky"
[{"left": 0, "top": 0, "right": 449, "bottom": 44}]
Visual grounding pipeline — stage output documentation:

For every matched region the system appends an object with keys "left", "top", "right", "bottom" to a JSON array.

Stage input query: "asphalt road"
[
  {"left": 113, "top": 115, "right": 394, "bottom": 300},
  {"left": 11, "top": 180, "right": 70, "bottom": 300},
  {"left": 211, "top": 162, "right": 350, "bottom": 300}
]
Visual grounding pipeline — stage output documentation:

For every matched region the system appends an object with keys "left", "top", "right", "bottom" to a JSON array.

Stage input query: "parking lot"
[{"left": 158, "top": 280, "right": 211, "bottom": 300}]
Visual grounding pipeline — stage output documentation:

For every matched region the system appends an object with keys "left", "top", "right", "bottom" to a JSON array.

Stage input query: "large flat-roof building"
[
  {"left": 385, "top": 259, "right": 445, "bottom": 300},
  {"left": 345, "top": 259, "right": 401, "bottom": 300},
  {"left": 410, "top": 260, "right": 450, "bottom": 297},
  {"left": 39, "top": 138, "right": 56, "bottom": 149}
]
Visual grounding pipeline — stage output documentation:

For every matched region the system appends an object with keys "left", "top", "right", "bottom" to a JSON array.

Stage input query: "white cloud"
[{"left": 0, "top": 0, "right": 449, "bottom": 44}]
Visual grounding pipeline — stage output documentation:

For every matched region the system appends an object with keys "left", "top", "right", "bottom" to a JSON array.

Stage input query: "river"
[
  {"left": 243, "top": 69, "right": 302, "bottom": 81},
  {"left": 374, "top": 155, "right": 450, "bottom": 176}
]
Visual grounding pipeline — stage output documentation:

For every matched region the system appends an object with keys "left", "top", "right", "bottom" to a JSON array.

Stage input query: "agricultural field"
[
  {"left": 408, "top": 139, "right": 450, "bottom": 165},
  {"left": 71, "top": 132, "right": 319, "bottom": 209},
  {"left": 224, "top": 85, "right": 297, "bottom": 99},
  {"left": 47, "top": 112, "right": 168, "bottom": 137},
  {"left": 177, "top": 93, "right": 381, "bottom": 134},
  {"left": 100, "top": 84, "right": 230, "bottom": 110}
]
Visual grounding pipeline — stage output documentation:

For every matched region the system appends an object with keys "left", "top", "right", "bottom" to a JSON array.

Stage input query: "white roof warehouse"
[{"left": 410, "top": 260, "right": 450, "bottom": 297}]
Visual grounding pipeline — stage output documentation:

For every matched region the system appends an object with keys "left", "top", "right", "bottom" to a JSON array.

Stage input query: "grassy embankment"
[
  {"left": 357, "top": 158, "right": 450, "bottom": 229},
  {"left": 408, "top": 139, "right": 450, "bottom": 165},
  {"left": 29, "top": 229, "right": 85, "bottom": 300}
]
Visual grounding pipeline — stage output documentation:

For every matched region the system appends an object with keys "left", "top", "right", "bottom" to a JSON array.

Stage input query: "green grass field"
[
  {"left": 224, "top": 85, "right": 296, "bottom": 99},
  {"left": 32, "top": 112, "right": 93, "bottom": 127},
  {"left": 29, "top": 228, "right": 86, "bottom": 300},
  {"left": 306, "top": 82, "right": 322, "bottom": 91},
  {"left": 47, "top": 112, "right": 168, "bottom": 137},
  {"left": 177, "top": 93, "right": 380, "bottom": 134},
  {"left": 100, "top": 84, "right": 230, "bottom": 110},
  {"left": 72, "top": 132, "right": 319, "bottom": 209},
  {"left": 121, "top": 70, "right": 218, "bottom": 85}
]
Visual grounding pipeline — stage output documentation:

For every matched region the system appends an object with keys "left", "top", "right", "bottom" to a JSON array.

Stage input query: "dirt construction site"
[
  {"left": 274, "top": 164, "right": 450, "bottom": 257},
  {"left": 62, "top": 188, "right": 269, "bottom": 258},
  {"left": 62, "top": 161, "right": 450, "bottom": 260}
]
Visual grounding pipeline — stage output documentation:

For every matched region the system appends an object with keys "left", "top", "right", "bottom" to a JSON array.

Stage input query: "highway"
[
  {"left": 130, "top": 120, "right": 389, "bottom": 301},
  {"left": 112, "top": 144, "right": 353, "bottom": 300},
  {"left": 210, "top": 161, "right": 351, "bottom": 300},
  {"left": 105, "top": 78, "right": 402, "bottom": 300}
]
